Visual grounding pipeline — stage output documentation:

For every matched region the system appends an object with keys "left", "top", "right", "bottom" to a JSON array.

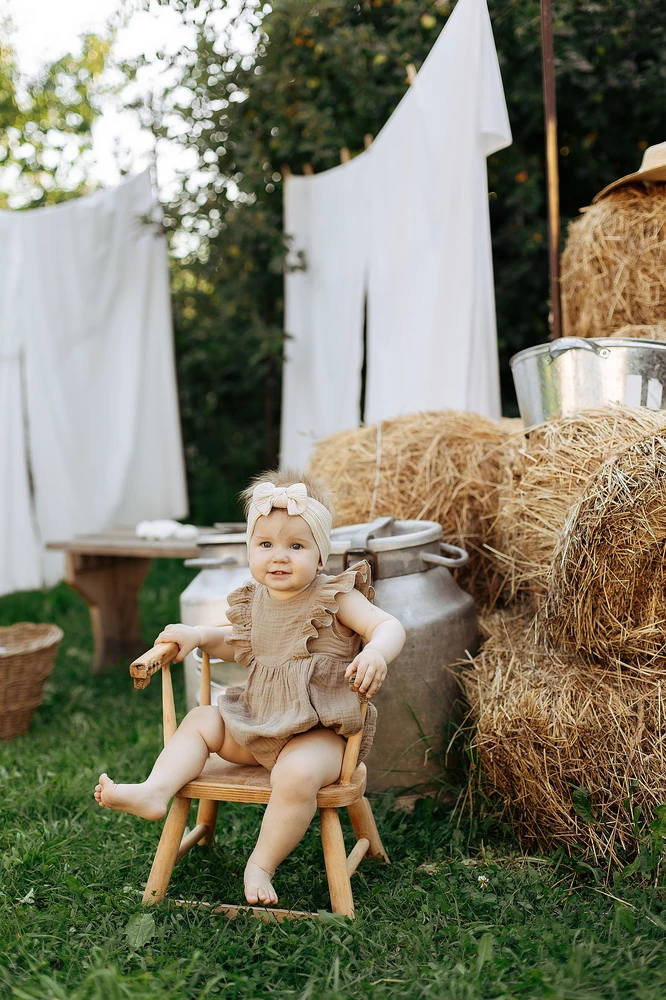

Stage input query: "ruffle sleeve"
[
  {"left": 292, "top": 560, "right": 375, "bottom": 660},
  {"left": 224, "top": 579, "right": 256, "bottom": 668}
]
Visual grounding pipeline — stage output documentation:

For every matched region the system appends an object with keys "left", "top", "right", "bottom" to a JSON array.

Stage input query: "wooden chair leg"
[
  {"left": 347, "top": 797, "right": 390, "bottom": 863},
  {"left": 143, "top": 796, "right": 191, "bottom": 905},
  {"left": 320, "top": 808, "right": 354, "bottom": 918},
  {"left": 195, "top": 799, "right": 219, "bottom": 845}
]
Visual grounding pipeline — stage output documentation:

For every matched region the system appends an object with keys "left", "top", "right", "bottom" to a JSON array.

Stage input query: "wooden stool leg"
[
  {"left": 195, "top": 799, "right": 219, "bottom": 845},
  {"left": 320, "top": 808, "right": 354, "bottom": 918},
  {"left": 347, "top": 797, "right": 390, "bottom": 863},
  {"left": 143, "top": 796, "right": 191, "bottom": 905}
]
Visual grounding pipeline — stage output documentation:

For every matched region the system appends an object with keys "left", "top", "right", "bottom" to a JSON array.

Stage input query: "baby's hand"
[
  {"left": 345, "top": 649, "right": 387, "bottom": 698},
  {"left": 154, "top": 624, "right": 201, "bottom": 663}
]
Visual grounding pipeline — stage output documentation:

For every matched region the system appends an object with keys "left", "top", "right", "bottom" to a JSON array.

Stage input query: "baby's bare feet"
[
  {"left": 94, "top": 773, "right": 167, "bottom": 821},
  {"left": 244, "top": 860, "right": 278, "bottom": 906}
]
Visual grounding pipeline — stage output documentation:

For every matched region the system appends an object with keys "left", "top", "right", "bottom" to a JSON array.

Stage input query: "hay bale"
[
  {"left": 608, "top": 322, "right": 666, "bottom": 342},
  {"left": 461, "top": 611, "right": 666, "bottom": 862},
  {"left": 545, "top": 432, "right": 666, "bottom": 670},
  {"left": 495, "top": 406, "right": 666, "bottom": 604},
  {"left": 308, "top": 411, "right": 522, "bottom": 607},
  {"left": 561, "top": 184, "right": 666, "bottom": 338}
]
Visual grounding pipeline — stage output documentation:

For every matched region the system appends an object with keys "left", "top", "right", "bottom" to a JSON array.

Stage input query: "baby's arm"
[
  {"left": 336, "top": 589, "right": 406, "bottom": 698},
  {"left": 154, "top": 623, "right": 236, "bottom": 663}
]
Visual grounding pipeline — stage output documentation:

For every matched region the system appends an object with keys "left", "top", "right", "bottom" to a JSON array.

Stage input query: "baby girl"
[{"left": 95, "top": 471, "right": 405, "bottom": 906}]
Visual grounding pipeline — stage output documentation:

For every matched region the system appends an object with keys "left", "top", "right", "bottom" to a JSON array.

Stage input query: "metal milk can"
[
  {"left": 325, "top": 518, "right": 478, "bottom": 792},
  {"left": 180, "top": 527, "right": 249, "bottom": 711}
]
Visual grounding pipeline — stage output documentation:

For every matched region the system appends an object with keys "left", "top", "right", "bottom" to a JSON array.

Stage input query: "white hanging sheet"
[
  {"left": 2, "top": 169, "right": 187, "bottom": 591},
  {"left": 280, "top": 155, "right": 369, "bottom": 470},
  {"left": 364, "top": 0, "right": 512, "bottom": 424},
  {"left": 0, "top": 214, "right": 43, "bottom": 596}
]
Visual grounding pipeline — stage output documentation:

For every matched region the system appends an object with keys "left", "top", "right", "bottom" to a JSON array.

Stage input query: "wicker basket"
[{"left": 0, "top": 623, "right": 63, "bottom": 740}]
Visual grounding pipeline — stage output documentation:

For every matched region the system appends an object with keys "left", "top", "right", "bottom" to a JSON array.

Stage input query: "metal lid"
[{"left": 329, "top": 520, "right": 442, "bottom": 555}]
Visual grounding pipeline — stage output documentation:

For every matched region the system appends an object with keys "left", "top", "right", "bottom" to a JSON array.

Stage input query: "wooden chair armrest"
[
  {"left": 130, "top": 642, "right": 179, "bottom": 690},
  {"left": 339, "top": 691, "right": 369, "bottom": 785}
]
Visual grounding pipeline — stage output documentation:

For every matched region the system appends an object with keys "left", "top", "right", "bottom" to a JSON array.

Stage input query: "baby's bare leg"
[
  {"left": 244, "top": 728, "right": 345, "bottom": 905},
  {"left": 94, "top": 706, "right": 254, "bottom": 819}
]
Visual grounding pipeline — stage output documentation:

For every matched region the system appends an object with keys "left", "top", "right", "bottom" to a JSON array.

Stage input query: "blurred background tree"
[{"left": 0, "top": 27, "right": 110, "bottom": 208}]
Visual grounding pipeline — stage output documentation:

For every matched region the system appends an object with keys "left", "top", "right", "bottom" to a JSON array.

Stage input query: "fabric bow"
[
  {"left": 246, "top": 480, "right": 333, "bottom": 563},
  {"left": 252, "top": 482, "right": 309, "bottom": 517}
]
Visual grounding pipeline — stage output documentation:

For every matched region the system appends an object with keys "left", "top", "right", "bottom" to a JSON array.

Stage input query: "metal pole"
[{"left": 541, "top": 0, "right": 562, "bottom": 338}]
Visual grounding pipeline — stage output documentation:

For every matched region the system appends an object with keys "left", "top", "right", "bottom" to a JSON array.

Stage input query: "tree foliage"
[{"left": 0, "top": 29, "right": 109, "bottom": 208}]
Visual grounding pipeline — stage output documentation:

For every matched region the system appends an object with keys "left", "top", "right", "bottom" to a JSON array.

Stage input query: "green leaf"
[
  {"left": 476, "top": 933, "right": 494, "bottom": 977},
  {"left": 572, "top": 786, "right": 596, "bottom": 825},
  {"left": 649, "top": 803, "right": 666, "bottom": 841},
  {"left": 125, "top": 912, "right": 157, "bottom": 950},
  {"left": 614, "top": 902, "right": 635, "bottom": 934}
]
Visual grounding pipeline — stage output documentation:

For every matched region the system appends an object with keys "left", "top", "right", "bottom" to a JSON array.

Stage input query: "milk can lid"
[{"left": 329, "top": 519, "right": 442, "bottom": 555}]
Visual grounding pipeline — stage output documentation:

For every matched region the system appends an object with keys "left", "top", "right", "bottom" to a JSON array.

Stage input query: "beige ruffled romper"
[{"left": 219, "top": 562, "right": 377, "bottom": 769}]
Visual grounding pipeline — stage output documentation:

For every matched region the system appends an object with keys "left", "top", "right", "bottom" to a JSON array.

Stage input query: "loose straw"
[{"left": 368, "top": 422, "right": 383, "bottom": 521}]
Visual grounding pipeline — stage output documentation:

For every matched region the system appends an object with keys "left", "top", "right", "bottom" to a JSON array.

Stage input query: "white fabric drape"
[
  {"left": 0, "top": 170, "right": 187, "bottom": 594},
  {"left": 280, "top": 155, "right": 368, "bottom": 470},
  {"left": 364, "top": 0, "right": 512, "bottom": 423},
  {"left": 280, "top": 0, "right": 511, "bottom": 459},
  {"left": 0, "top": 214, "right": 43, "bottom": 595}
]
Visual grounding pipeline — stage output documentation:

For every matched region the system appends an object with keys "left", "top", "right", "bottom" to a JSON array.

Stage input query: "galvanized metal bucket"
[{"left": 510, "top": 337, "right": 666, "bottom": 428}]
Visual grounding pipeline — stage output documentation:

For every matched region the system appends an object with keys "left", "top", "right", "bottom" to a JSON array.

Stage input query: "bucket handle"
[
  {"left": 420, "top": 542, "right": 469, "bottom": 569},
  {"left": 548, "top": 337, "right": 611, "bottom": 363}
]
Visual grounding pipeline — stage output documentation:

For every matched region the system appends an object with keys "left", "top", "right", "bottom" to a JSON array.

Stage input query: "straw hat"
[{"left": 593, "top": 141, "right": 666, "bottom": 202}]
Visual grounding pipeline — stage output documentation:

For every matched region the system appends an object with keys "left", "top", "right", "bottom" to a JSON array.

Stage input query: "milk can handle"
[
  {"left": 548, "top": 337, "right": 610, "bottom": 362},
  {"left": 420, "top": 542, "right": 469, "bottom": 569}
]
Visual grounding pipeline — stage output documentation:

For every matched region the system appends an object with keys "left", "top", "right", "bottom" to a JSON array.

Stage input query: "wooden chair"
[{"left": 129, "top": 642, "right": 390, "bottom": 920}]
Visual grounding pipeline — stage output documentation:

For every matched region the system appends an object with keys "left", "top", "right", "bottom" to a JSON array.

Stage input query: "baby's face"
[{"left": 248, "top": 509, "right": 321, "bottom": 600}]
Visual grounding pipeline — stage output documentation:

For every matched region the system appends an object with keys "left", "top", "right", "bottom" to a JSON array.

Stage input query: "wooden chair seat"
[
  {"left": 129, "top": 643, "right": 389, "bottom": 919},
  {"left": 181, "top": 756, "right": 367, "bottom": 807}
]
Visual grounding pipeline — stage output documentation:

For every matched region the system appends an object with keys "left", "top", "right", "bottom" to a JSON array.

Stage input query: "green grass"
[{"left": 2, "top": 562, "right": 666, "bottom": 999}]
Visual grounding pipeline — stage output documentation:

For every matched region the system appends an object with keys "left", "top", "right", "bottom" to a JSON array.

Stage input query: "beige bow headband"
[{"left": 246, "top": 482, "right": 332, "bottom": 563}]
